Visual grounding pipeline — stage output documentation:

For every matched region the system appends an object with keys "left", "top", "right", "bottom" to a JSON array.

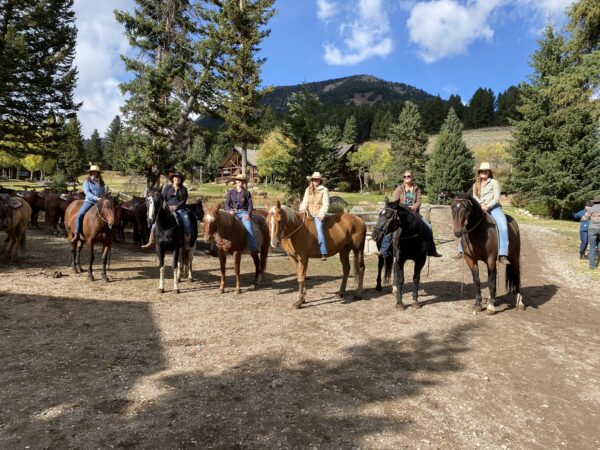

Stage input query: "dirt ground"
[{"left": 1, "top": 207, "right": 599, "bottom": 449}]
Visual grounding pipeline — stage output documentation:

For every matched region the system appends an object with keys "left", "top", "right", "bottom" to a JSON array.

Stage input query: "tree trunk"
[
  {"left": 145, "top": 166, "right": 161, "bottom": 195},
  {"left": 241, "top": 141, "right": 248, "bottom": 178},
  {"left": 358, "top": 172, "right": 363, "bottom": 193}
]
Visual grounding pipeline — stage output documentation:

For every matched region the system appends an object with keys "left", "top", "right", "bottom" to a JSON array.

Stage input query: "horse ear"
[
  {"left": 276, "top": 200, "right": 281, "bottom": 209},
  {"left": 384, "top": 195, "right": 389, "bottom": 204},
  {"left": 216, "top": 203, "right": 221, "bottom": 211}
]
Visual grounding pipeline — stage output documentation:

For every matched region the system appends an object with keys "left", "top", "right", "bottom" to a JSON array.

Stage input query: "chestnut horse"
[
  {"left": 0, "top": 196, "right": 32, "bottom": 258},
  {"left": 203, "top": 205, "right": 269, "bottom": 294},
  {"left": 267, "top": 202, "right": 366, "bottom": 309},
  {"left": 17, "top": 190, "right": 47, "bottom": 227},
  {"left": 45, "top": 192, "right": 84, "bottom": 229},
  {"left": 64, "top": 196, "right": 118, "bottom": 281},
  {"left": 451, "top": 194, "right": 523, "bottom": 314}
]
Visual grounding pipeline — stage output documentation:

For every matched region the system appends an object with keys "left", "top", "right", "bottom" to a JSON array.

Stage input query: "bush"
[
  {"left": 49, "top": 171, "right": 68, "bottom": 193},
  {"left": 525, "top": 198, "right": 551, "bottom": 217},
  {"left": 336, "top": 181, "right": 352, "bottom": 192}
]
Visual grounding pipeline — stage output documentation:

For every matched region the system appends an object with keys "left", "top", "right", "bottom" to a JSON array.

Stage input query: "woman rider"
[
  {"left": 454, "top": 162, "right": 510, "bottom": 264},
  {"left": 378, "top": 170, "right": 442, "bottom": 258},
  {"left": 299, "top": 172, "right": 330, "bottom": 261},
  {"left": 71, "top": 164, "right": 106, "bottom": 242},
  {"left": 224, "top": 173, "right": 258, "bottom": 255}
]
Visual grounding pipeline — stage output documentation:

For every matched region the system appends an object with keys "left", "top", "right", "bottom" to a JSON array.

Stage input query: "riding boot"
[
  {"left": 580, "top": 252, "right": 585, "bottom": 260},
  {"left": 498, "top": 255, "right": 511, "bottom": 265},
  {"left": 451, "top": 253, "right": 463, "bottom": 260},
  {"left": 70, "top": 233, "right": 80, "bottom": 243},
  {"left": 250, "top": 249, "right": 259, "bottom": 258},
  {"left": 141, "top": 230, "right": 156, "bottom": 249},
  {"left": 321, "top": 254, "right": 327, "bottom": 261}
]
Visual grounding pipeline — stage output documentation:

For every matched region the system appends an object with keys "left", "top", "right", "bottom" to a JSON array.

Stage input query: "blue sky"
[{"left": 73, "top": 0, "right": 574, "bottom": 137}]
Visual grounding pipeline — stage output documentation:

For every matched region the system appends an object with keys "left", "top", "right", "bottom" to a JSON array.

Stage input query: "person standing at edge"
[
  {"left": 582, "top": 195, "right": 600, "bottom": 270},
  {"left": 299, "top": 172, "right": 330, "bottom": 261}
]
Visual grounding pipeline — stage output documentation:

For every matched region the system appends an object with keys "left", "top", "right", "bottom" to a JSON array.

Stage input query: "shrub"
[
  {"left": 525, "top": 198, "right": 551, "bottom": 217},
  {"left": 336, "top": 181, "right": 352, "bottom": 192}
]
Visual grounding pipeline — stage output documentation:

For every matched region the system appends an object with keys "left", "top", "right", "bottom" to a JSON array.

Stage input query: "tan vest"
[{"left": 301, "top": 185, "right": 329, "bottom": 217}]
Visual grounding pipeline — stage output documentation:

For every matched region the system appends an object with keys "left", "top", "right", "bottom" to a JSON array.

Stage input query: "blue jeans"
[
  {"left": 235, "top": 211, "right": 257, "bottom": 252},
  {"left": 579, "top": 230, "right": 588, "bottom": 255},
  {"left": 458, "top": 206, "right": 509, "bottom": 256},
  {"left": 176, "top": 208, "right": 192, "bottom": 235},
  {"left": 76, "top": 201, "right": 95, "bottom": 235},
  {"left": 589, "top": 226, "right": 600, "bottom": 269},
  {"left": 313, "top": 216, "right": 327, "bottom": 255},
  {"left": 379, "top": 232, "right": 392, "bottom": 258},
  {"left": 380, "top": 219, "right": 437, "bottom": 257}
]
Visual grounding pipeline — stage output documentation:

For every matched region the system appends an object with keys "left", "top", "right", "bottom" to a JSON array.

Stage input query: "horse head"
[
  {"left": 97, "top": 194, "right": 119, "bottom": 229},
  {"left": 266, "top": 200, "right": 286, "bottom": 248},
  {"left": 146, "top": 190, "right": 162, "bottom": 227},
  {"left": 372, "top": 201, "right": 404, "bottom": 243},
  {"left": 451, "top": 194, "right": 477, "bottom": 238},
  {"left": 202, "top": 203, "right": 220, "bottom": 244}
]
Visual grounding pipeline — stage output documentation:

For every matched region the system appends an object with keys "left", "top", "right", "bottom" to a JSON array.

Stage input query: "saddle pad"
[
  {"left": 60, "top": 193, "right": 69, "bottom": 201},
  {"left": 1, "top": 196, "right": 23, "bottom": 209}
]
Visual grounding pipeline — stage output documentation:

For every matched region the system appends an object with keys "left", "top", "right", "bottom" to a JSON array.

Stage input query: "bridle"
[
  {"left": 454, "top": 198, "right": 484, "bottom": 236},
  {"left": 95, "top": 197, "right": 114, "bottom": 227},
  {"left": 376, "top": 206, "right": 420, "bottom": 240}
]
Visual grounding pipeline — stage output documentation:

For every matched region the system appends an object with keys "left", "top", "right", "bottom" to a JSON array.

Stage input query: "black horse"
[
  {"left": 372, "top": 201, "right": 428, "bottom": 310},
  {"left": 146, "top": 191, "right": 198, "bottom": 293}
]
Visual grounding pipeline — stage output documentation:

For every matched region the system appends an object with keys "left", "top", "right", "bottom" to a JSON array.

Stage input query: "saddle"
[{"left": 0, "top": 194, "right": 23, "bottom": 209}]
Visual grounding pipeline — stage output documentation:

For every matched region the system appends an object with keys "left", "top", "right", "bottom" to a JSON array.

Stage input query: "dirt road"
[{"left": 1, "top": 208, "right": 599, "bottom": 449}]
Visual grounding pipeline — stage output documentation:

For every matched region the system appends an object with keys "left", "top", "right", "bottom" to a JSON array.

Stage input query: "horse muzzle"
[{"left": 454, "top": 230, "right": 463, "bottom": 238}]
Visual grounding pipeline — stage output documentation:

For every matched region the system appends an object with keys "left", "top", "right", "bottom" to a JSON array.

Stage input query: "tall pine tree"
[
  {"left": 342, "top": 115, "right": 358, "bottom": 143},
  {"left": 85, "top": 129, "right": 103, "bottom": 165},
  {"left": 103, "top": 115, "right": 124, "bottom": 169},
  {"left": 58, "top": 117, "right": 85, "bottom": 181},
  {"left": 464, "top": 88, "right": 495, "bottom": 129},
  {"left": 426, "top": 108, "right": 475, "bottom": 204}
]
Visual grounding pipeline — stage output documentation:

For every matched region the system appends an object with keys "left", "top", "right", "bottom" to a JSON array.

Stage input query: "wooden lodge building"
[{"left": 216, "top": 146, "right": 259, "bottom": 183}]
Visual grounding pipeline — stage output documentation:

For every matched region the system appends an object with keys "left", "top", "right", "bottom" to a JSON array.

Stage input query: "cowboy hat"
[
  {"left": 168, "top": 171, "right": 185, "bottom": 182},
  {"left": 477, "top": 162, "right": 493, "bottom": 174},
  {"left": 231, "top": 173, "right": 247, "bottom": 182},
  {"left": 592, "top": 194, "right": 600, "bottom": 204},
  {"left": 306, "top": 171, "right": 326, "bottom": 181},
  {"left": 89, "top": 164, "right": 101, "bottom": 173}
]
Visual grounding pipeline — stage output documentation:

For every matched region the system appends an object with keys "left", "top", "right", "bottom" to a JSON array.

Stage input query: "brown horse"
[
  {"left": 0, "top": 196, "right": 32, "bottom": 258},
  {"left": 45, "top": 192, "right": 84, "bottom": 229},
  {"left": 17, "top": 190, "right": 47, "bottom": 227},
  {"left": 451, "top": 194, "right": 524, "bottom": 314},
  {"left": 203, "top": 205, "right": 269, "bottom": 294},
  {"left": 266, "top": 202, "right": 366, "bottom": 309},
  {"left": 64, "top": 196, "right": 118, "bottom": 281}
]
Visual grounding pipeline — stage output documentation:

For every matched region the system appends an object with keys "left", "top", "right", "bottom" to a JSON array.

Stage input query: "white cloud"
[
  {"left": 73, "top": 0, "right": 133, "bottom": 138},
  {"left": 515, "top": 0, "right": 574, "bottom": 18},
  {"left": 317, "top": 0, "right": 339, "bottom": 21},
  {"left": 322, "top": 0, "right": 394, "bottom": 66}
]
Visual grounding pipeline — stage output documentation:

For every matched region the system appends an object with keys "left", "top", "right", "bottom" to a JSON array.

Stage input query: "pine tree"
[
  {"left": 216, "top": 0, "right": 276, "bottom": 178},
  {"left": 464, "top": 88, "right": 495, "bottom": 129},
  {"left": 58, "top": 117, "right": 85, "bottom": 180},
  {"left": 426, "top": 108, "right": 475, "bottom": 204},
  {"left": 447, "top": 94, "right": 464, "bottom": 121},
  {"left": 103, "top": 115, "right": 124, "bottom": 168},
  {"left": 388, "top": 101, "right": 429, "bottom": 189},
  {"left": 420, "top": 96, "right": 447, "bottom": 133},
  {"left": 342, "top": 115, "right": 358, "bottom": 143},
  {"left": 0, "top": 0, "right": 79, "bottom": 156},
  {"left": 316, "top": 124, "right": 343, "bottom": 185},
  {"left": 496, "top": 86, "right": 522, "bottom": 125},
  {"left": 85, "top": 129, "right": 103, "bottom": 165}
]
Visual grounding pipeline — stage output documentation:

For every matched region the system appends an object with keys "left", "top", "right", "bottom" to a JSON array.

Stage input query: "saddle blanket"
[{"left": 0, "top": 194, "right": 23, "bottom": 209}]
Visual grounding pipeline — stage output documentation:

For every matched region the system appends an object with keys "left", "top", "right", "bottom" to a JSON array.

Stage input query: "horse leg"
[
  {"left": 486, "top": 263, "right": 497, "bottom": 315},
  {"left": 466, "top": 258, "right": 483, "bottom": 312},
  {"left": 234, "top": 251, "right": 241, "bottom": 294},
  {"left": 258, "top": 243, "right": 268, "bottom": 284},
  {"left": 395, "top": 259, "right": 406, "bottom": 310},
  {"left": 376, "top": 255, "right": 384, "bottom": 291},
  {"left": 293, "top": 256, "right": 308, "bottom": 309},
  {"left": 353, "top": 246, "right": 365, "bottom": 300},
  {"left": 187, "top": 248, "right": 194, "bottom": 282},
  {"left": 251, "top": 251, "right": 260, "bottom": 288},
  {"left": 76, "top": 240, "right": 84, "bottom": 273},
  {"left": 101, "top": 244, "right": 110, "bottom": 282},
  {"left": 337, "top": 248, "right": 351, "bottom": 300},
  {"left": 173, "top": 249, "right": 180, "bottom": 294},
  {"left": 218, "top": 252, "right": 226, "bottom": 294},
  {"left": 158, "top": 251, "right": 165, "bottom": 293},
  {"left": 87, "top": 240, "right": 95, "bottom": 281},
  {"left": 411, "top": 256, "right": 426, "bottom": 309}
]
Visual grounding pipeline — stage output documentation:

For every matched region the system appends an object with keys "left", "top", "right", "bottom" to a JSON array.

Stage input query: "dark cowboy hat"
[{"left": 167, "top": 171, "right": 185, "bottom": 182}]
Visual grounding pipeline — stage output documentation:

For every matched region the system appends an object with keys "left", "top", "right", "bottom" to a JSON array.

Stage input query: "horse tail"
[
  {"left": 20, "top": 228, "right": 26, "bottom": 254},
  {"left": 384, "top": 254, "right": 393, "bottom": 285},
  {"left": 505, "top": 260, "right": 520, "bottom": 293}
]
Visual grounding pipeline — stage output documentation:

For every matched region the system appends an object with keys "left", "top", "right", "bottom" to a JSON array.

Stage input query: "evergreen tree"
[
  {"left": 464, "top": 88, "right": 495, "bottom": 129},
  {"left": 58, "top": 117, "right": 85, "bottom": 180},
  {"left": 0, "top": 0, "right": 79, "bottom": 156},
  {"left": 216, "top": 0, "right": 276, "bottom": 177},
  {"left": 260, "top": 105, "right": 279, "bottom": 132},
  {"left": 103, "top": 115, "right": 124, "bottom": 168},
  {"left": 426, "top": 108, "right": 475, "bottom": 204},
  {"left": 316, "top": 124, "right": 343, "bottom": 185},
  {"left": 388, "top": 101, "right": 429, "bottom": 188},
  {"left": 420, "top": 96, "right": 447, "bottom": 133},
  {"left": 85, "top": 129, "right": 103, "bottom": 165},
  {"left": 342, "top": 115, "right": 358, "bottom": 143},
  {"left": 496, "top": 86, "right": 522, "bottom": 125},
  {"left": 282, "top": 91, "right": 324, "bottom": 195},
  {"left": 447, "top": 94, "right": 464, "bottom": 121}
]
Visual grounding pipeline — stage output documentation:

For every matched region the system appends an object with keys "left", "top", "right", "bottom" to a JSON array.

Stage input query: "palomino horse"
[
  {"left": 203, "top": 205, "right": 269, "bottom": 294},
  {"left": 451, "top": 194, "right": 524, "bottom": 314},
  {"left": 372, "top": 201, "right": 429, "bottom": 310},
  {"left": 0, "top": 196, "right": 32, "bottom": 258},
  {"left": 146, "top": 191, "right": 198, "bottom": 293},
  {"left": 267, "top": 202, "right": 366, "bottom": 309},
  {"left": 64, "top": 196, "right": 119, "bottom": 281}
]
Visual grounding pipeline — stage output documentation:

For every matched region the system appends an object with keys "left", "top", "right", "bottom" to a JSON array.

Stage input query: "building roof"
[
  {"left": 219, "top": 146, "right": 258, "bottom": 168},
  {"left": 336, "top": 143, "right": 355, "bottom": 158}
]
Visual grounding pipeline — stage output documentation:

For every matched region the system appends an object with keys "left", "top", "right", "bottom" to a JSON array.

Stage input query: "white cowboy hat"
[
  {"left": 89, "top": 164, "right": 101, "bottom": 173},
  {"left": 306, "top": 171, "right": 326, "bottom": 181},
  {"left": 231, "top": 173, "right": 247, "bottom": 182},
  {"left": 477, "top": 162, "right": 493, "bottom": 174}
]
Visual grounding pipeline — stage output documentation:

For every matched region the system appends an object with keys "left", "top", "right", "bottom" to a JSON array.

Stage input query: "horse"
[
  {"left": 117, "top": 196, "right": 149, "bottom": 244},
  {"left": 0, "top": 195, "right": 32, "bottom": 258},
  {"left": 451, "top": 194, "right": 524, "bottom": 314},
  {"left": 202, "top": 205, "right": 269, "bottom": 294},
  {"left": 146, "top": 191, "right": 198, "bottom": 293},
  {"left": 64, "top": 195, "right": 119, "bottom": 281},
  {"left": 17, "top": 190, "right": 47, "bottom": 227},
  {"left": 372, "top": 201, "right": 429, "bottom": 310},
  {"left": 45, "top": 192, "right": 84, "bottom": 230},
  {"left": 266, "top": 201, "right": 366, "bottom": 309}
]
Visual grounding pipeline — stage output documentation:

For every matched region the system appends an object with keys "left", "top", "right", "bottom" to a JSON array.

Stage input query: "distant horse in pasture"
[
  {"left": 64, "top": 195, "right": 119, "bottom": 281},
  {"left": 266, "top": 202, "right": 366, "bottom": 309},
  {"left": 203, "top": 204, "right": 269, "bottom": 294},
  {"left": 146, "top": 190, "right": 198, "bottom": 293},
  {"left": 0, "top": 195, "right": 31, "bottom": 258},
  {"left": 451, "top": 194, "right": 523, "bottom": 314}
]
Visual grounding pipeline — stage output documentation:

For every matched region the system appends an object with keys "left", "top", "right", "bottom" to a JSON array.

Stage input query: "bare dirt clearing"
[{"left": 1, "top": 207, "right": 599, "bottom": 449}]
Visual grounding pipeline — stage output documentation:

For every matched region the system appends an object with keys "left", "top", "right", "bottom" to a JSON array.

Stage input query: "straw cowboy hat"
[
  {"left": 167, "top": 171, "right": 185, "bottom": 182},
  {"left": 306, "top": 171, "right": 326, "bottom": 181},
  {"left": 592, "top": 194, "right": 600, "bottom": 204},
  {"left": 477, "top": 162, "right": 493, "bottom": 175},
  {"left": 231, "top": 173, "right": 247, "bottom": 182},
  {"left": 89, "top": 164, "right": 101, "bottom": 173}
]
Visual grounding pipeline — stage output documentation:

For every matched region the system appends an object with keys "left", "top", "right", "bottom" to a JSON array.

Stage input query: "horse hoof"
[
  {"left": 485, "top": 305, "right": 496, "bottom": 315},
  {"left": 352, "top": 295, "right": 362, "bottom": 301},
  {"left": 219, "top": 288, "right": 225, "bottom": 294},
  {"left": 189, "top": 278, "right": 195, "bottom": 283},
  {"left": 174, "top": 289, "right": 180, "bottom": 294},
  {"left": 375, "top": 285, "right": 382, "bottom": 292},
  {"left": 102, "top": 277, "right": 109, "bottom": 283},
  {"left": 395, "top": 303, "right": 405, "bottom": 310},
  {"left": 392, "top": 286, "right": 397, "bottom": 294},
  {"left": 472, "top": 305, "right": 482, "bottom": 313},
  {"left": 158, "top": 288, "right": 164, "bottom": 294},
  {"left": 87, "top": 276, "right": 94, "bottom": 282},
  {"left": 292, "top": 301, "right": 303, "bottom": 309},
  {"left": 412, "top": 301, "right": 421, "bottom": 309},
  {"left": 235, "top": 289, "right": 241, "bottom": 295},
  {"left": 517, "top": 304, "right": 526, "bottom": 311},
  {"left": 335, "top": 292, "right": 344, "bottom": 300}
]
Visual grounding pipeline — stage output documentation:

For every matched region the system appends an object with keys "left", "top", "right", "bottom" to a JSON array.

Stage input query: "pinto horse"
[
  {"left": 64, "top": 196, "right": 119, "bottom": 281},
  {"left": 372, "top": 201, "right": 428, "bottom": 310},
  {"left": 203, "top": 205, "right": 269, "bottom": 294},
  {"left": 146, "top": 191, "right": 198, "bottom": 293},
  {"left": 266, "top": 202, "right": 366, "bottom": 309},
  {"left": 451, "top": 194, "right": 524, "bottom": 314},
  {"left": 0, "top": 196, "right": 32, "bottom": 258}
]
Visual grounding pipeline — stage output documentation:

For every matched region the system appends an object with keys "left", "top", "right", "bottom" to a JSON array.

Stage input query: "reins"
[{"left": 281, "top": 211, "right": 309, "bottom": 239}]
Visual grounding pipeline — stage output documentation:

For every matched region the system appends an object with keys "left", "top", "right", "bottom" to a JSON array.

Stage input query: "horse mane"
[
  {"left": 279, "top": 205, "right": 303, "bottom": 227},
  {"left": 454, "top": 193, "right": 484, "bottom": 215}
]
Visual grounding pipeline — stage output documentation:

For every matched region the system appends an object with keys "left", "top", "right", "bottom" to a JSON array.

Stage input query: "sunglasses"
[{"left": 403, "top": 175, "right": 412, "bottom": 179}]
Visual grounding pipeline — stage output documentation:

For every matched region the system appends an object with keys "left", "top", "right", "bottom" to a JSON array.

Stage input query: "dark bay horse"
[
  {"left": 64, "top": 195, "right": 119, "bottom": 281},
  {"left": 451, "top": 194, "right": 523, "bottom": 314},
  {"left": 17, "top": 190, "right": 47, "bottom": 227},
  {"left": 266, "top": 202, "right": 366, "bottom": 309},
  {"left": 203, "top": 205, "right": 269, "bottom": 294},
  {"left": 0, "top": 196, "right": 32, "bottom": 258},
  {"left": 117, "top": 196, "right": 149, "bottom": 244},
  {"left": 45, "top": 192, "right": 84, "bottom": 229},
  {"left": 147, "top": 191, "right": 198, "bottom": 293},
  {"left": 372, "top": 201, "right": 428, "bottom": 310}
]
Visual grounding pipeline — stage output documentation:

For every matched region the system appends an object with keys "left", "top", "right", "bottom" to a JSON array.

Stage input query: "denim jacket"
[{"left": 83, "top": 179, "right": 105, "bottom": 203}]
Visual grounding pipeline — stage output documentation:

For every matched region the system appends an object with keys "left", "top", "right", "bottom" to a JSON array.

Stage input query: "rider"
[
  {"left": 163, "top": 171, "right": 192, "bottom": 250},
  {"left": 71, "top": 164, "right": 105, "bottom": 242},
  {"left": 225, "top": 173, "right": 258, "bottom": 255},
  {"left": 377, "top": 170, "right": 442, "bottom": 258},
  {"left": 454, "top": 162, "right": 510, "bottom": 264},
  {"left": 299, "top": 172, "right": 329, "bottom": 261}
]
